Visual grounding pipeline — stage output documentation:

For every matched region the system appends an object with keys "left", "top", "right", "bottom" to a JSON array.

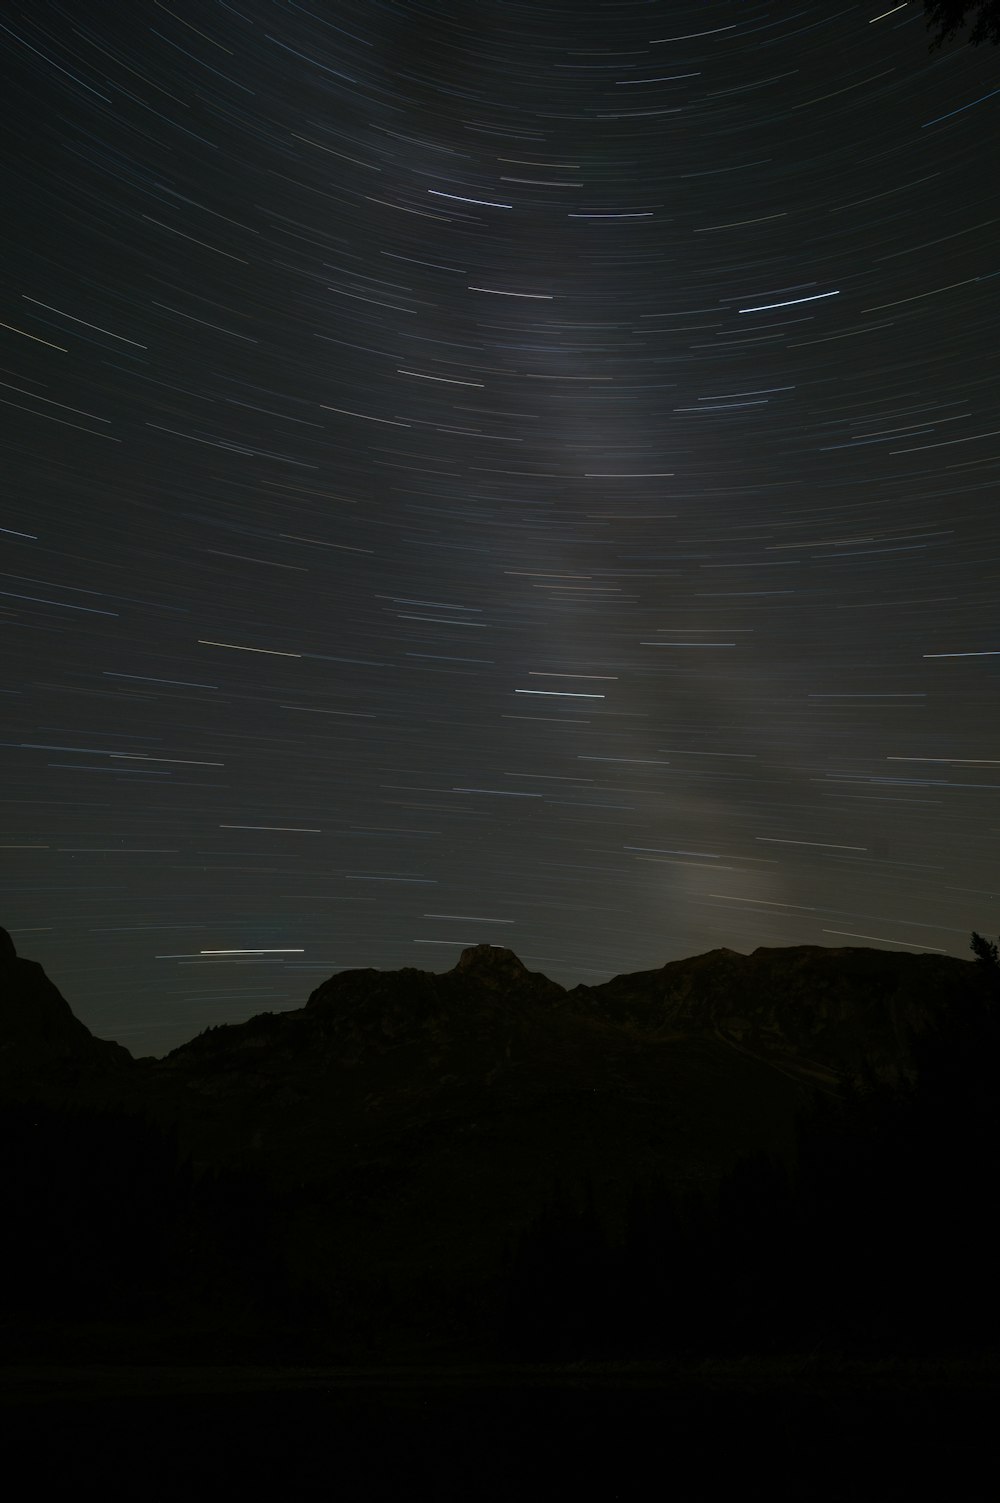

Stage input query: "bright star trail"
[{"left": 1, "top": 2, "right": 998, "bottom": 1056}]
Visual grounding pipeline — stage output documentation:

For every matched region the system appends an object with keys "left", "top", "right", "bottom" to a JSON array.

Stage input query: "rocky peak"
[
  {"left": 453, "top": 943, "right": 527, "bottom": 974},
  {"left": 450, "top": 944, "right": 565, "bottom": 1001},
  {"left": 0, "top": 926, "right": 132, "bottom": 1080}
]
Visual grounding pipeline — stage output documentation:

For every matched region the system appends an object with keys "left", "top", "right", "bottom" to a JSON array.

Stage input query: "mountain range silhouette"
[{"left": 2, "top": 923, "right": 997, "bottom": 1368}]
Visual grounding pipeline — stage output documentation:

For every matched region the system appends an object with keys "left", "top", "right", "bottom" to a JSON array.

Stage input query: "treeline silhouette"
[
  {"left": 494, "top": 964, "right": 1000, "bottom": 1361},
  {"left": 923, "top": 0, "right": 1000, "bottom": 48},
  {"left": 0, "top": 1100, "right": 308, "bottom": 1359}
]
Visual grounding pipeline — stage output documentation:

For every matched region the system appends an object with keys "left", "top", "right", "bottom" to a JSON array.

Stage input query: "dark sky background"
[{"left": 2, "top": 1, "right": 999, "bottom": 1058}]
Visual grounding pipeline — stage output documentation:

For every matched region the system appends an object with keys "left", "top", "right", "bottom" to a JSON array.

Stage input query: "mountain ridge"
[
  {"left": 1, "top": 927, "right": 979, "bottom": 1091},
  {"left": 2, "top": 921, "right": 995, "bottom": 1363}
]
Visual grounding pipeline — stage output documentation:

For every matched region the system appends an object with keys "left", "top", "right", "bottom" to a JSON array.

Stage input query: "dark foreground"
[{"left": 2, "top": 1358, "right": 997, "bottom": 1500}]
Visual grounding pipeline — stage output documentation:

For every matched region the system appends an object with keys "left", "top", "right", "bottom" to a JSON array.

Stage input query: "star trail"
[{"left": 2, "top": 2, "right": 998, "bottom": 1056}]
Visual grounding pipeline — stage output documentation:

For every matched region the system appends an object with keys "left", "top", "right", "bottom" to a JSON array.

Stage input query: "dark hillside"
[{"left": 2, "top": 926, "right": 996, "bottom": 1364}]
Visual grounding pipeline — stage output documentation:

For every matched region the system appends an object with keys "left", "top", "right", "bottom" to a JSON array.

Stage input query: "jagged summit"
[
  {"left": 454, "top": 942, "right": 523, "bottom": 969},
  {"left": 0, "top": 925, "right": 131, "bottom": 1080},
  {"left": 452, "top": 943, "right": 565, "bottom": 998},
  {"left": 454, "top": 943, "right": 529, "bottom": 975},
  {"left": 296, "top": 941, "right": 565, "bottom": 1031}
]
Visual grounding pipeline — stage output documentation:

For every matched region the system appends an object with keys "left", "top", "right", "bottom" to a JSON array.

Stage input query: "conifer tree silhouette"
[
  {"left": 923, "top": 0, "right": 1000, "bottom": 47},
  {"left": 970, "top": 930, "right": 999, "bottom": 970}
]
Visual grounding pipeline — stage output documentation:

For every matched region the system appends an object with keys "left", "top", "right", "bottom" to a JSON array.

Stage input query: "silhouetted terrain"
[{"left": 2, "top": 925, "right": 998, "bottom": 1367}]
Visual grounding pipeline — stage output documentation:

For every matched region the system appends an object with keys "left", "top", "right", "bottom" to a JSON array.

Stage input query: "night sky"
[{"left": 3, "top": 2, "right": 999, "bottom": 1058}]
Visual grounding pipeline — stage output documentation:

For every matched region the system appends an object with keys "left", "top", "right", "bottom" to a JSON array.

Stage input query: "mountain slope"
[
  {"left": 1, "top": 932, "right": 987, "bottom": 1314},
  {"left": 0, "top": 926, "right": 132, "bottom": 1085},
  {"left": 568, "top": 942, "right": 975, "bottom": 1084}
]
